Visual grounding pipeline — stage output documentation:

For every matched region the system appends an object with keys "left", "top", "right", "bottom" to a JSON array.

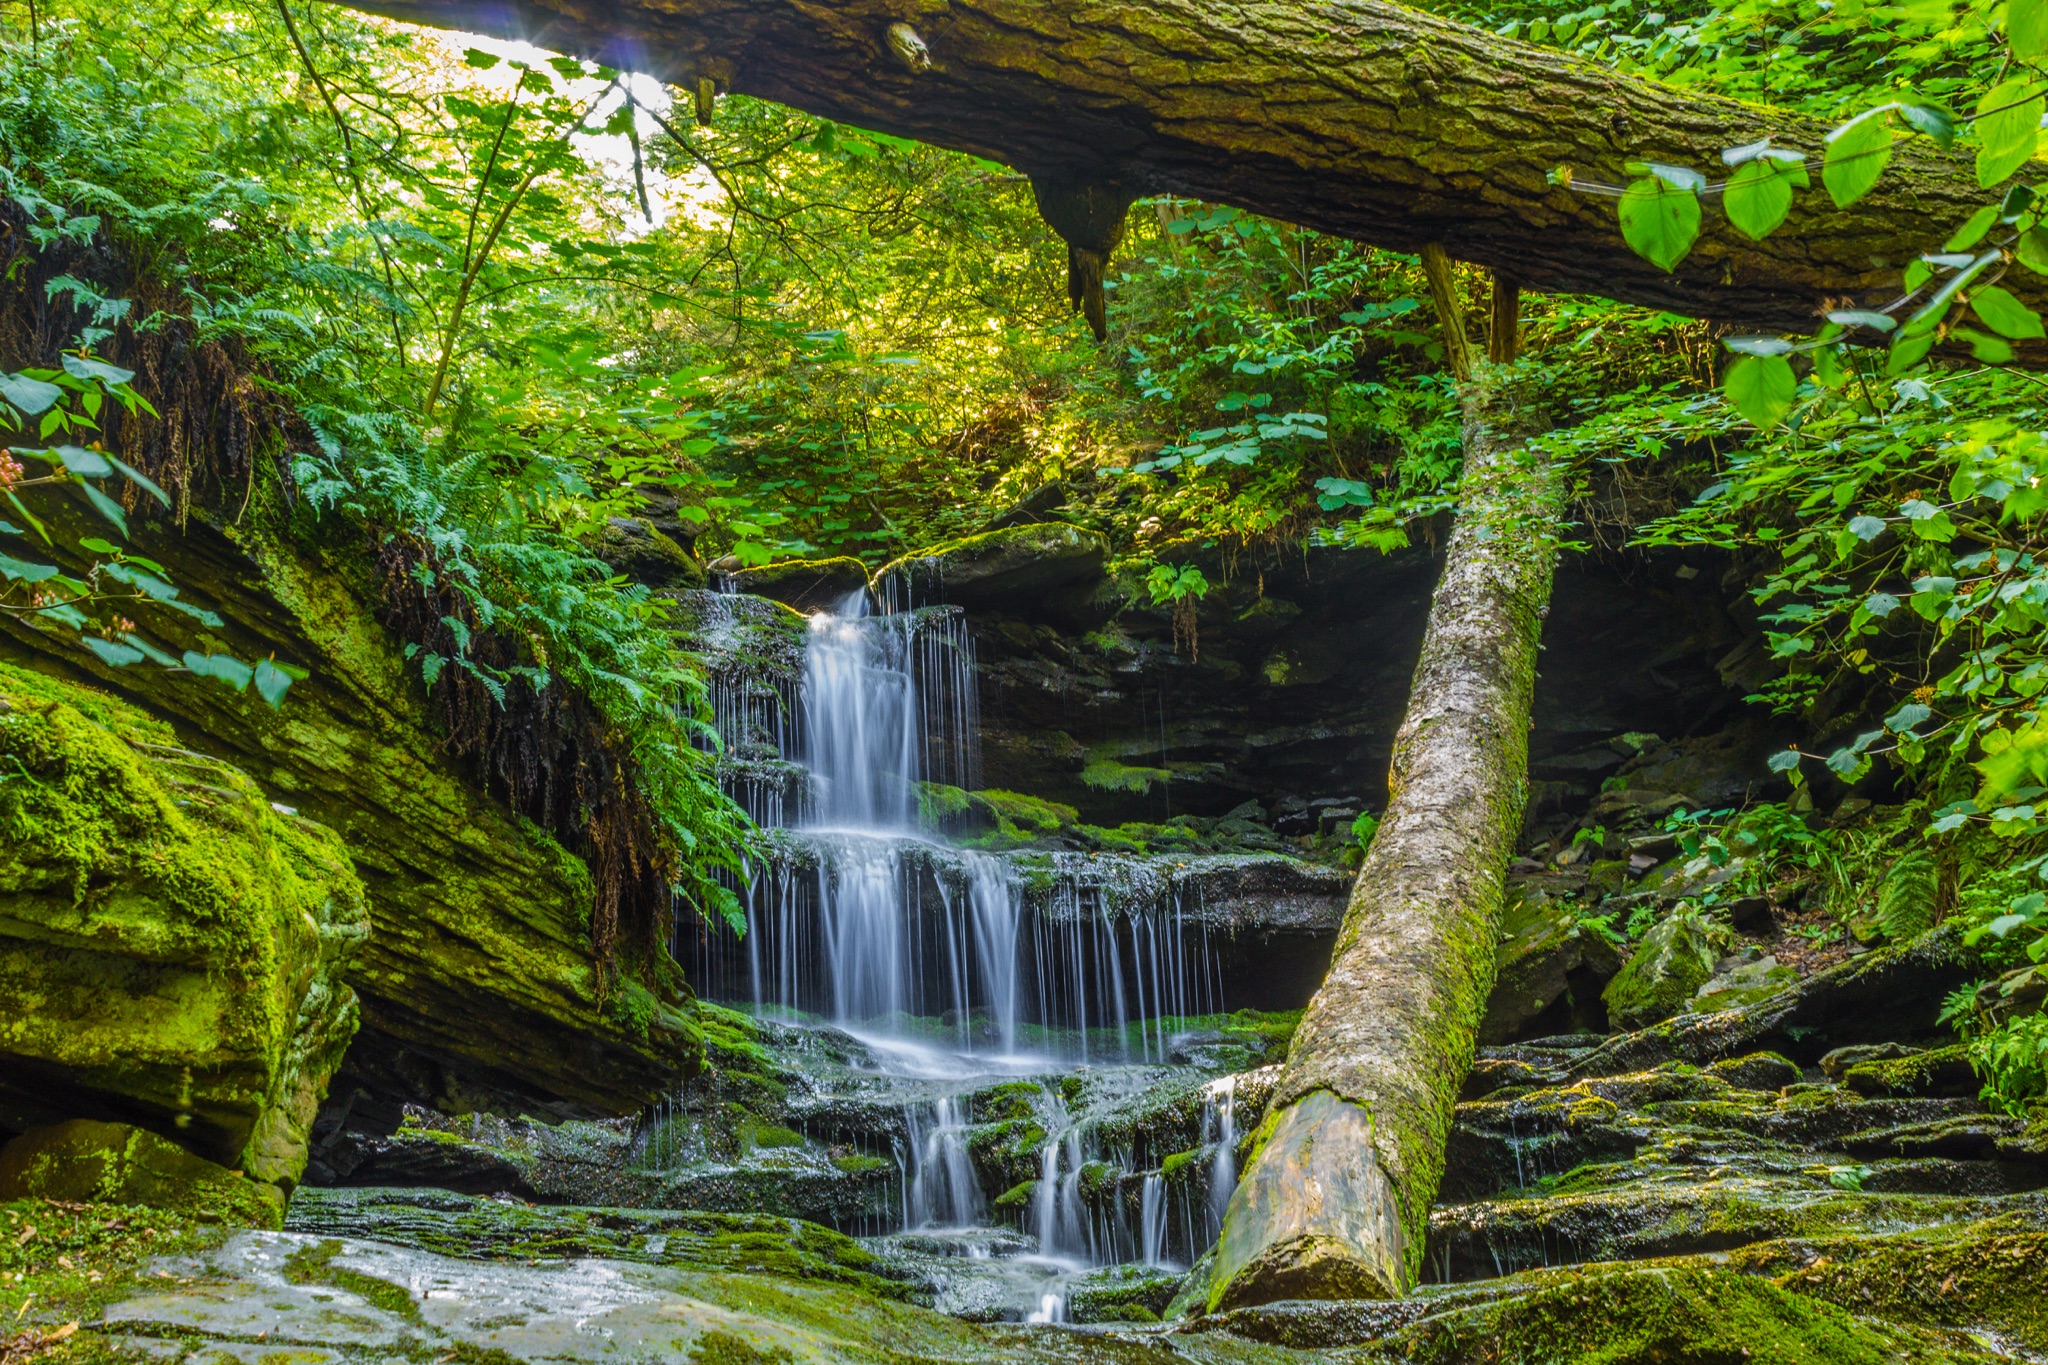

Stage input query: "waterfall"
[
  {"left": 906, "top": 1097, "right": 985, "bottom": 1231},
  {"left": 1140, "top": 1173, "right": 1167, "bottom": 1268},
  {"left": 1204, "top": 1075, "right": 1239, "bottom": 1239},
  {"left": 671, "top": 585, "right": 1258, "bottom": 1315}
]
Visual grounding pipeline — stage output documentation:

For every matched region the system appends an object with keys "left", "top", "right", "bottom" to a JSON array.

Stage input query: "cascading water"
[{"left": 673, "top": 585, "right": 1251, "bottom": 1318}]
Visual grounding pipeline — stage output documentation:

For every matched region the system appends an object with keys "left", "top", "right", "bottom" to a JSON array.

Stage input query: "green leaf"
[
  {"left": 1887, "top": 702, "right": 1933, "bottom": 732},
  {"left": 77, "top": 536, "right": 118, "bottom": 555},
  {"left": 1618, "top": 175, "right": 1701, "bottom": 272},
  {"left": 2017, "top": 231, "right": 2048, "bottom": 281},
  {"left": 54, "top": 445, "right": 111, "bottom": 477},
  {"left": 1827, "top": 309, "right": 1897, "bottom": 332},
  {"left": 462, "top": 47, "right": 501, "bottom": 68},
  {"left": 2014, "top": 0, "right": 2048, "bottom": 60},
  {"left": 0, "top": 372, "right": 63, "bottom": 416},
  {"left": 80, "top": 636, "right": 145, "bottom": 668},
  {"left": 1977, "top": 78, "right": 2045, "bottom": 187},
  {"left": 252, "top": 658, "right": 294, "bottom": 709},
  {"left": 1955, "top": 325, "right": 2017, "bottom": 362},
  {"left": 1971, "top": 284, "right": 2046, "bottom": 338},
  {"left": 1848, "top": 515, "right": 1888, "bottom": 541},
  {"left": 78, "top": 482, "right": 128, "bottom": 538},
  {"left": 182, "top": 651, "right": 254, "bottom": 691},
  {"left": 1724, "top": 157, "right": 1808, "bottom": 239},
  {"left": 1725, "top": 353, "right": 1798, "bottom": 428},
  {"left": 1724, "top": 335, "right": 1795, "bottom": 355},
  {"left": 1888, "top": 332, "right": 1935, "bottom": 375},
  {"left": 1768, "top": 749, "right": 1804, "bottom": 773},
  {"left": 105, "top": 455, "right": 169, "bottom": 508},
  {"left": 1945, "top": 204, "right": 2001, "bottom": 251},
  {"left": 1824, "top": 106, "right": 1897, "bottom": 207},
  {"left": 60, "top": 354, "right": 134, "bottom": 387},
  {"left": 1900, "top": 104, "right": 1958, "bottom": 148},
  {"left": 0, "top": 551, "right": 59, "bottom": 582}
]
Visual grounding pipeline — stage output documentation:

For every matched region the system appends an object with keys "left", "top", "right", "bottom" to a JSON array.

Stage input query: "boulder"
[
  {"left": 1602, "top": 914, "right": 1722, "bottom": 1030},
  {"left": 1568, "top": 926, "right": 1981, "bottom": 1079},
  {"left": 1479, "top": 889, "right": 1623, "bottom": 1043},
  {"left": 1693, "top": 952, "right": 1798, "bottom": 1012},
  {"left": 0, "top": 492, "right": 701, "bottom": 1123},
  {"left": 588, "top": 516, "right": 706, "bottom": 589},
  {"left": 0, "top": 1119, "right": 285, "bottom": 1227},
  {"left": 875, "top": 522, "right": 1107, "bottom": 611},
  {"left": 1842, "top": 1044, "right": 1980, "bottom": 1099},
  {"left": 0, "top": 665, "right": 366, "bottom": 1187},
  {"left": 718, "top": 556, "right": 870, "bottom": 613}
]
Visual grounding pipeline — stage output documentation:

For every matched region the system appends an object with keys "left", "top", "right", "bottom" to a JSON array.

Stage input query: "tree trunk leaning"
[
  {"left": 1193, "top": 255, "right": 1560, "bottom": 1312},
  {"left": 338, "top": 0, "right": 2035, "bottom": 333}
]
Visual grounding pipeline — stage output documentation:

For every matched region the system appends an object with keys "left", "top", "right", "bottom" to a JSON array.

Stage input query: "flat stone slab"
[{"left": 95, "top": 1231, "right": 1294, "bottom": 1365}]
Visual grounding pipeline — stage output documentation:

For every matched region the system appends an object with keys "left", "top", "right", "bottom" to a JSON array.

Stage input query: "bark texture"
[
  {"left": 1199, "top": 358, "right": 1560, "bottom": 1310},
  {"left": 336, "top": 0, "right": 2029, "bottom": 331}
]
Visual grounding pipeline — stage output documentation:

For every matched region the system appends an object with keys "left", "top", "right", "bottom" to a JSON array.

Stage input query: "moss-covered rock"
[
  {"left": 874, "top": 523, "right": 1107, "bottom": 610},
  {"left": 0, "top": 665, "right": 366, "bottom": 1186},
  {"left": 1842, "top": 1043, "right": 1980, "bottom": 1099},
  {"left": 0, "top": 1120, "right": 285, "bottom": 1228},
  {"left": 1601, "top": 913, "right": 1722, "bottom": 1030},
  {"left": 720, "top": 557, "right": 870, "bottom": 612},
  {"left": 1479, "top": 890, "right": 1621, "bottom": 1043},
  {"left": 0, "top": 489, "right": 703, "bottom": 1124}
]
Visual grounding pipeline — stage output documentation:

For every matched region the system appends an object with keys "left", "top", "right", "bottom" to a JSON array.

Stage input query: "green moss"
[
  {"left": 688, "top": 1330, "right": 795, "bottom": 1365},
  {"left": 1161, "top": 1149, "right": 1201, "bottom": 1183},
  {"left": 743, "top": 1123, "right": 807, "bottom": 1151},
  {"left": 970, "top": 1081, "right": 1042, "bottom": 1123},
  {"left": 829, "top": 1153, "right": 889, "bottom": 1176},
  {"left": 915, "top": 782, "right": 971, "bottom": 826},
  {"left": 0, "top": 666, "right": 367, "bottom": 1186},
  {"left": 282, "top": 1238, "right": 422, "bottom": 1321},
  {"left": 1079, "top": 757, "right": 1170, "bottom": 794},
  {"left": 1377, "top": 1262, "right": 1983, "bottom": 1363}
]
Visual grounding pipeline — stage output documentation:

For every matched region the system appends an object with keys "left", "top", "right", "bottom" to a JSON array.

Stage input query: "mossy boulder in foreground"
[
  {"left": 1601, "top": 912, "right": 1721, "bottom": 1030},
  {"left": 0, "top": 663, "right": 366, "bottom": 1187},
  {"left": 0, "top": 1120, "right": 286, "bottom": 1228}
]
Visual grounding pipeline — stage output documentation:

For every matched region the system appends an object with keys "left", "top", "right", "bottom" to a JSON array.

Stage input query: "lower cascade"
[{"left": 663, "top": 592, "right": 1263, "bottom": 1320}]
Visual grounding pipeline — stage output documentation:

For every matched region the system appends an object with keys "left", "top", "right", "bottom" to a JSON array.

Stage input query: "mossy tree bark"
[
  {"left": 1197, "top": 256, "right": 1560, "bottom": 1310},
  {"left": 338, "top": 0, "right": 2030, "bottom": 332}
]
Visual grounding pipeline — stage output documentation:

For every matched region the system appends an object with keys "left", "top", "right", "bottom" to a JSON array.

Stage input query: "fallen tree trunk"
[
  {"left": 338, "top": 0, "right": 2019, "bottom": 332},
  {"left": 1190, "top": 258, "right": 1560, "bottom": 1310}
]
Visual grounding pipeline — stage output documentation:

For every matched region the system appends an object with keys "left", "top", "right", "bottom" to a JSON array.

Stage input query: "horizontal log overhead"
[{"left": 335, "top": 0, "right": 2024, "bottom": 333}]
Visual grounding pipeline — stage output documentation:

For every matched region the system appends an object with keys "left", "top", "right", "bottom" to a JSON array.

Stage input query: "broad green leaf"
[
  {"left": 1618, "top": 175, "right": 1701, "bottom": 272},
  {"left": 1971, "top": 284, "right": 2046, "bottom": 338},
  {"left": 0, "top": 551, "right": 59, "bottom": 582},
  {"left": 1725, "top": 353, "right": 1798, "bottom": 427},
  {"left": 1848, "top": 515, "right": 1888, "bottom": 541},
  {"left": 78, "top": 482, "right": 128, "bottom": 537},
  {"left": 1725, "top": 157, "right": 1808, "bottom": 239},
  {"left": 2020, "top": 227, "right": 2048, "bottom": 274},
  {"left": 54, "top": 445, "right": 111, "bottom": 477},
  {"left": 105, "top": 455, "right": 169, "bottom": 507},
  {"left": 1900, "top": 104, "right": 1958, "bottom": 148},
  {"left": 253, "top": 658, "right": 294, "bottom": 709},
  {"left": 2014, "top": 0, "right": 2048, "bottom": 60},
  {"left": 1827, "top": 309, "right": 1897, "bottom": 332},
  {"left": 1865, "top": 592, "right": 1900, "bottom": 617},
  {"left": 182, "top": 650, "right": 254, "bottom": 691},
  {"left": 1887, "top": 702, "right": 1934, "bottom": 732},
  {"left": 60, "top": 354, "right": 134, "bottom": 387},
  {"left": 1954, "top": 326, "right": 2017, "bottom": 362},
  {"left": 1888, "top": 332, "right": 1936, "bottom": 374},
  {"left": 1977, "top": 78, "right": 2045, "bottom": 187},
  {"left": 462, "top": 47, "right": 501, "bottom": 68},
  {"left": 81, "top": 636, "right": 146, "bottom": 668},
  {"left": 1945, "top": 204, "right": 2000, "bottom": 250},
  {"left": 0, "top": 372, "right": 63, "bottom": 416},
  {"left": 1768, "top": 749, "right": 1803, "bottom": 773},
  {"left": 1824, "top": 106, "right": 1897, "bottom": 206},
  {"left": 1724, "top": 335, "right": 1795, "bottom": 355}
]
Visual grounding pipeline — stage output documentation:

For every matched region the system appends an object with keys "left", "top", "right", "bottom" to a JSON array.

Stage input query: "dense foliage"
[{"left": 4, "top": 0, "right": 2048, "bottom": 1113}]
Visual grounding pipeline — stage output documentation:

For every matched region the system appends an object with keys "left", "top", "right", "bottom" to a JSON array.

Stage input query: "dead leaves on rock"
[{"left": 0, "top": 1321, "right": 78, "bottom": 1365}]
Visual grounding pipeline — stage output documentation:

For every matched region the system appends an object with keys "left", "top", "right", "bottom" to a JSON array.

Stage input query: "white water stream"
[{"left": 680, "top": 589, "right": 1245, "bottom": 1319}]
